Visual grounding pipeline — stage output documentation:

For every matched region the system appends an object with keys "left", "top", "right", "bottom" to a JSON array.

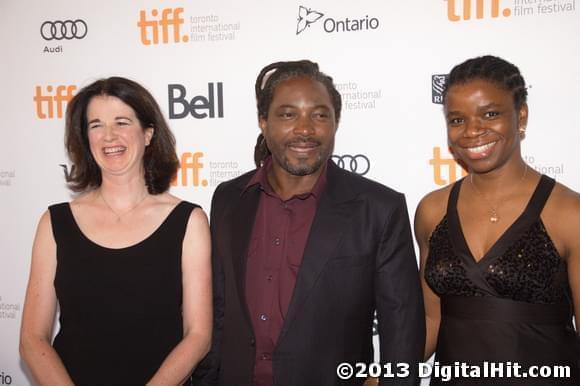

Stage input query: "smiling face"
[
  {"left": 445, "top": 79, "right": 528, "bottom": 174},
  {"left": 259, "top": 76, "right": 337, "bottom": 177},
  {"left": 86, "top": 95, "right": 153, "bottom": 179}
]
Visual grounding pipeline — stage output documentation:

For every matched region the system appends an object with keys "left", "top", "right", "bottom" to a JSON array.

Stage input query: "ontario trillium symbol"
[{"left": 296, "top": 6, "right": 324, "bottom": 34}]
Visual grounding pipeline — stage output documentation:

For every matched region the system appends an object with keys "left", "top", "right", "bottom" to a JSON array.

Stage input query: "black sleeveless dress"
[
  {"left": 49, "top": 201, "right": 198, "bottom": 386},
  {"left": 425, "top": 175, "right": 578, "bottom": 385}
]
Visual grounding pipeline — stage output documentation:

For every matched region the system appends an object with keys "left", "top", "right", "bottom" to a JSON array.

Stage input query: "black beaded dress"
[
  {"left": 48, "top": 201, "right": 198, "bottom": 386},
  {"left": 425, "top": 175, "right": 578, "bottom": 385}
]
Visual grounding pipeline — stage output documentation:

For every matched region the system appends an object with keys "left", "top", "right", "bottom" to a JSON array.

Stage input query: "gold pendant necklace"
[
  {"left": 469, "top": 165, "right": 528, "bottom": 224},
  {"left": 99, "top": 190, "right": 148, "bottom": 222}
]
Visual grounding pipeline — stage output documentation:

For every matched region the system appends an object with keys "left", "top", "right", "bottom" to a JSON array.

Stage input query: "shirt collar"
[{"left": 243, "top": 156, "right": 328, "bottom": 201}]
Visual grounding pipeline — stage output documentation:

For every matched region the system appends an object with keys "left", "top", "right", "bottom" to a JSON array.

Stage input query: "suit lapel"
[
  {"left": 279, "top": 163, "right": 358, "bottom": 340},
  {"left": 229, "top": 181, "right": 261, "bottom": 325}
]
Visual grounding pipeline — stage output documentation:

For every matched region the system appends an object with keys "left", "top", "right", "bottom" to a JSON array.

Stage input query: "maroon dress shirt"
[{"left": 243, "top": 157, "right": 327, "bottom": 386}]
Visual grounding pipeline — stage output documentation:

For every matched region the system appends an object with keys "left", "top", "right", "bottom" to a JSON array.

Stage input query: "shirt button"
[
  {"left": 259, "top": 313, "right": 268, "bottom": 321},
  {"left": 267, "top": 275, "right": 273, "bottom": 281},
  {"left": 260, "top": 353, "right": 271, "bottom": 360},
  {"left": 274, "top": 238, "right": 281, "bottom": 246}
]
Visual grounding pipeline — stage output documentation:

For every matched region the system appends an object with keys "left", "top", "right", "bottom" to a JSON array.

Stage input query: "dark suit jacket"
[{"left": 193, "top": 161, "right": 425, "bottom": 386}]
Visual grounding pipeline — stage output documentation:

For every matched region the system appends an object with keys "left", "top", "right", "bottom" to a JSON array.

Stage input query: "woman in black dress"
[
  {"left": 20, "top": 77, "right": 212, "bottom": 385},
  {"left": 415, "top": 56, "right": 579, "bottom": 385}
]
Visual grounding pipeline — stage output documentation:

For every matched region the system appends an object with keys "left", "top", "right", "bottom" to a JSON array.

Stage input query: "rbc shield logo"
[{"left": 432, "top": 74, "right": 448, "bottom": 104}]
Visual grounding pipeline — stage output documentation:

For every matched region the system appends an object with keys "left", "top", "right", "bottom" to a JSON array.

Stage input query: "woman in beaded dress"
[
  {"left": 20, "top": 77, "right": 212, "bottom": 385},
  {"left": 415, "top": 56, "right": 579, "bottom": 385}
]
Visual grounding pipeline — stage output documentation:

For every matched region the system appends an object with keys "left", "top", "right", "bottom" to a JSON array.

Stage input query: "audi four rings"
[
  {"left": 331, "top": 154, "right": 370, "bottom": 176},
  {"left": 40, "top": 20, "right": 88, "bottom": 40}
]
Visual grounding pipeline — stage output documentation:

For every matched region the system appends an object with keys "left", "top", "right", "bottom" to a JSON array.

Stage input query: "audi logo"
[
  {"left": 40, "top": 20, "right": 88, "bottom": 41},
  {"left": 331, "top": 154, "right": 370, "bottom": 176}
]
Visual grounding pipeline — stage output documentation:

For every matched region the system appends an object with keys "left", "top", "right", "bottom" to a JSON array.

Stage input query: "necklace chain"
[
  {"left": 469, "top": 165, "right": 528, "bottom": 224},
  {"left": 99, "top": 190, "right": 148, "bottom": 222}
]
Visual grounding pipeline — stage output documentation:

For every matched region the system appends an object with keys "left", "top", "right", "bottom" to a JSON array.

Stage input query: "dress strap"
[
  {"left": 167, "top": 201, "right": 199, "bottom": 232},
  {"left": 446, "top": 178, "right": 464, "bottom": 218},
  {"left": 522, "top": 174, "right": 555, "bottom": 220},
  {"left": 48, "top": 202, "right": 76, "bottom": 245}
]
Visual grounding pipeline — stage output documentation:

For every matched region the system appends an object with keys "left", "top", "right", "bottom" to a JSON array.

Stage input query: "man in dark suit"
[{"left": 193, "top": 60, "right": 424, "bottom": 386}]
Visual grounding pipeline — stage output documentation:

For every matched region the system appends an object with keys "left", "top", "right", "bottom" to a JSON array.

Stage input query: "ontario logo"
[
  {"left": 296, "top": 5, "right": 380, "bottom": 35},
  {"left": 296, "top": 6, "right": 324, "bottom": 34},
  {"left": 0, "top": 370, "right": 13, "bottom": 385}
]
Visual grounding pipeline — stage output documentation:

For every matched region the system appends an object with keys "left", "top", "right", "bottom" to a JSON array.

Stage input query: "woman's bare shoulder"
[
  {"left": 542, "top": 183, "right": 580, "bottom": 225},
  {"left": 153, "top": 192, "right": 182, "bottom": 206},
  {"left": 158, "top": 193, "right": 206, "bottom": 219},
  {"left": 416, "top": 185, "right": 453, "bottom": 222},
  {"left": 69, "top": 191, "right": 97, "bottom": 209},
  {"left": 542, "top": 180, "right": 580, "bottom": 258},
  {"left": 545, "top": 181, "right": 580, "bottom": 219},
  {"left": 415, "top": 183, "right": 455, "bottom": 242}
]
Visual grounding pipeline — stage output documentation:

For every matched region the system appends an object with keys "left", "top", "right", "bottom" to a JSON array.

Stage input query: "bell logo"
[
  {"left": 138, "top": 8, "right": 189, "bottom": 45},
  {"left": 168, "top": 83, "right": 224, "bottom": 119},
  {"left": 172, "top": 152, "right": 208, "bottom": 187},
  {"left": 34, "top": 85, "right": 76, "bottom": 119},
  {"left": 430, "top": 146, "right": 467, "bottom": 185},
  {"left": 446, "top": 0, "right": 511, "bottom": 21}
]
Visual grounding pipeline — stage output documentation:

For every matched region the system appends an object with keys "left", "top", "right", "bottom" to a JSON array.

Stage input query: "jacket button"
[{"left": 250, "top": 338, "right": 255, "bottom": 347}]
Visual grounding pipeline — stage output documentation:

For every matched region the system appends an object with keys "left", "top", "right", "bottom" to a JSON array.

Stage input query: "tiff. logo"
[
  {"left": 446, "top": 0, "right": 511, "bottom": 21},
  {"left": 172, "top": 152, "right": 208, "bottom": 187},
  {"left": 430, "top": 146, "right": 467, "bottom": 186},
  {"left": 34, "top": 85, "right": 76, "bottom": 119},
  {"left": 138, "top": 8, "right": 189, "bottom": 45}
]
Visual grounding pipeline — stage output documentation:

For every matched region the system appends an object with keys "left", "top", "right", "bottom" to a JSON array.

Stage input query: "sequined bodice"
[{"left": 425, "top": 175, "right": 570, "bottom": 304}]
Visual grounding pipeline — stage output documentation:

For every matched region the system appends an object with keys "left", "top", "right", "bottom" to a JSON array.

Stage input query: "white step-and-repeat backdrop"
[{"left": 1, "top": 0, "right": 578, "bottom": 384}]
